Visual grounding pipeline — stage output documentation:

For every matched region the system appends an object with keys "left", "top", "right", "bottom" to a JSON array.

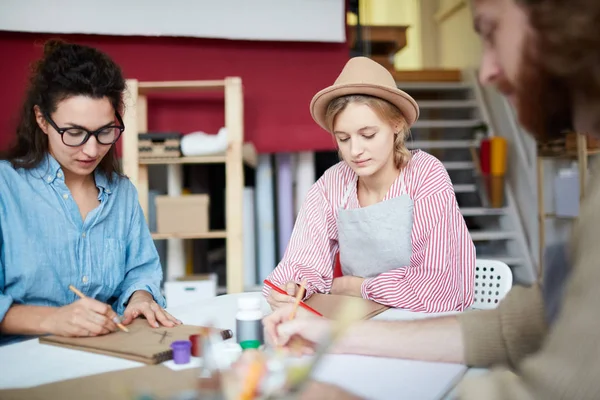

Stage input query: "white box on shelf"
[
  {"left": 554, "top": 166, "right": 580, "bottom": 218},
  {"left": 164, "top": 273, "right": 217, "bottom": 308}
]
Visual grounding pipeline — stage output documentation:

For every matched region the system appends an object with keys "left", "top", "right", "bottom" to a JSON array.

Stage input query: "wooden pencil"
[{"left": 288, "top": 281, "right": 306, "bottom": 321}]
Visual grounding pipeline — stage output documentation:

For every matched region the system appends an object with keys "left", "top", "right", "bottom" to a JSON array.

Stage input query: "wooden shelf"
[
  {"left": 123, "top": 77, "right": 245, "bottom": 294},
  {"left": 391, "top": 69, "right": 462, "bottom": 82},
  {"left": 140, "top": 155, "right": 227, "bottom": 165},
  {"left": 138, "top": 80, "right": 227, "bottom": 94},
  {"left": 138, "top": 143, "right": 257, "bottom": 167},
  {"left": 151, "top": 231, "right": 227, "bottom": 240}
]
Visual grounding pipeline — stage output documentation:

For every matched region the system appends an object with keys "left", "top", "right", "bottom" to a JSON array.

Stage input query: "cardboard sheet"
[{"left": 304, "top": 294, "right": 390, "bottom": 320}]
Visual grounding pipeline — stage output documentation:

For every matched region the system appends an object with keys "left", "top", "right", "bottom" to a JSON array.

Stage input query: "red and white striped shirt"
[{"left": 263, "top": 150, "right": 475, "bottom": 312}]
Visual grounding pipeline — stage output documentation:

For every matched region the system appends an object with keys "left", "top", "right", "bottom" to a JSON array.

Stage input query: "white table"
[
  {"left": 0, "top": 294, "right": 468, "bottom": 400},
  {"left": 442, "top": 368, "right": 490, "bottom": 399}
]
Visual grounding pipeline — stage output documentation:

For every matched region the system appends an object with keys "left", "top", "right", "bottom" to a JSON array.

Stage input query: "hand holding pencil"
[
  {"left": 264, "top": 279, "right": 323, "bottom": 317},
  {"left": 39, "top": 285, "right": 127, "bottom": 338},
  {"left": 69, "top": 285, "right": 129, "bottom": 332}
]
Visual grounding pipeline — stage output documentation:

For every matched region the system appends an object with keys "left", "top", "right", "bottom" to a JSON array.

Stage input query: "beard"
[{"left": 510, "top": 35, "right": 573, "bottom": 144}]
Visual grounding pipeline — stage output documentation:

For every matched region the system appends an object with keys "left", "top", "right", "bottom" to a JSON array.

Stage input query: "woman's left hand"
[
  {"left": 331, "top": 276, "right": 365, "bottom": 297},
  {"left": 122, "top": 291, "right": 181, "bottom": 328}
]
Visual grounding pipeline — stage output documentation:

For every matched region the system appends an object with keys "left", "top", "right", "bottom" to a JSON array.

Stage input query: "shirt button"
[
  {"left": 82, "top": 276, "right": 88, "bottom": 283},
  {"left": 82, "top": 232, "right": 86, "bottom": 238},
  {"left": 57, "top": 172, "right": 63, "bottom": 178},
  {"left": 105, "top": 189, "right": 111, "bottom": 194},
  {"left": 47, "top": 176, "right": 52, "bottom": 182},
  {"left": 62, "top": 194, "right": 68, "bottom": 199}
]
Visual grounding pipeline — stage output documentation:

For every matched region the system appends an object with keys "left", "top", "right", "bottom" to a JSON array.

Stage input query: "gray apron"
[{"left": 337, "top": 171, "right": 414, "bottom": 278}]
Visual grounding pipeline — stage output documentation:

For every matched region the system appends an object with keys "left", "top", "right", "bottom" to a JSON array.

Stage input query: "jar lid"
[{"left": 237, "top": 295, "right": 262, "bottom": 310}]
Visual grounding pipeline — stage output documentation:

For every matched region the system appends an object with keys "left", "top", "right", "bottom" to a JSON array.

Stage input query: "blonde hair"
[{"left": 324, "top": 95, "right": 412, "bottom": 169}]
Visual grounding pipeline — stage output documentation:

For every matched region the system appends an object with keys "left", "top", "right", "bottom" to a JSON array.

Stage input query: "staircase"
[{"left": 397, "top": 81, "right": 537, "bottom": 285}]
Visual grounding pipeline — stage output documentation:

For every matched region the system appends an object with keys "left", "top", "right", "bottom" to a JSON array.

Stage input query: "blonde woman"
[{"left": 263, "top": 57, "right": 475, "bottom": 312}]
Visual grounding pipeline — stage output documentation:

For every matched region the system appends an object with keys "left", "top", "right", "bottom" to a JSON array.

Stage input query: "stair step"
[
  {"left": 418, "top": 100, "right": 478, "bottom": 109},
  {"left": 460, "top": 207, "right": 507, "bottom": 216},
  {"left": 407, "top": 140, "right": 474, "bottom": 149},
  {"left": 443, "top": 161, "right": 474, "bottom": 170},
  {"left": 413, "top": 120, "right": 483, "bottom": 129},
  {"left": 398, "top": 82, "right": 471, "bottom": 90},
  {"left": 454, "top": 184, "right": 477, "bottom": 193},
  {"left": 470, "top": 230, "right": 516, "bottom": 241}
]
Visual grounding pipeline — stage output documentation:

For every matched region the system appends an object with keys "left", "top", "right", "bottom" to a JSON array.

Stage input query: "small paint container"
[
  {"left": 189, "top": 334, "right": 201, "bottom": 357},
  {"left": 171, "top": 340, "right": 192, "bottom": 364}
]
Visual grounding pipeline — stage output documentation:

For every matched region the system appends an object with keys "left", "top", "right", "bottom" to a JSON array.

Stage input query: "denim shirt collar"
[{"left": 32, "top": 153, "right": 114, "bottom": 195}]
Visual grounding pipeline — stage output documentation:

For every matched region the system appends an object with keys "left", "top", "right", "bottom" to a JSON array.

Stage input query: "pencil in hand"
[
  {"left": 288, "top": 280, "right": 307, "bottom": 321},
  {"left": 68, "top": 285, "right": 129, "bottom": 333}
]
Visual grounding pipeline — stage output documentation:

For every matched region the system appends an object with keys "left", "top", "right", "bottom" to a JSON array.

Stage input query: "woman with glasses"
[{"left": 0, "top": 40, "right": 180, "bottom": 346}]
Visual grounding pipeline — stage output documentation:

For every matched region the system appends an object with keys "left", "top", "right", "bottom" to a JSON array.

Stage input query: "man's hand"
[
  {"left": 331, "top": 276, "right": 365, "bottom": 297},
  {"left": 121, "top": 291, "right": 181, "bottom": 328}
]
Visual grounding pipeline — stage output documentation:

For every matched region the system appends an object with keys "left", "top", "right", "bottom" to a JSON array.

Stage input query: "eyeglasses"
[{"left": 44, "top": 112, "right": 125, "bottom": 147}]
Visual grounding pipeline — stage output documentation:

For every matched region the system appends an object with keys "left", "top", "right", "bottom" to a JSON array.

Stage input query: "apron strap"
[
  {"left": 398, "top": 168, "right": 408, "bottom": 196},
  {"left": 340, "top": 175, "right": 358, "bottom": 210}
]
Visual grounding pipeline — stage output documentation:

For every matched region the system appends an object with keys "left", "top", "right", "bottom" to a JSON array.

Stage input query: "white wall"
[
  {"left": 0, "top": 0, "right": 346, "bottom": 43},
  {"left": 419, "top": 0, "right": 440, "bottom": 68},
  {"left": 435, "top": 0, "right": 482, "bottom": 69}
]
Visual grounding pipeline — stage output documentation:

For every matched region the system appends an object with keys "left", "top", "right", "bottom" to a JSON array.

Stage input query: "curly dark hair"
[{"left": 1, "top": 39, "right": 126, "bottom": 180}]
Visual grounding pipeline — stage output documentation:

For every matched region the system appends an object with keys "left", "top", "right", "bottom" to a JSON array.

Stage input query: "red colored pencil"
[{"left": 263, "top": 280, "right": 323, "bottom": 317}]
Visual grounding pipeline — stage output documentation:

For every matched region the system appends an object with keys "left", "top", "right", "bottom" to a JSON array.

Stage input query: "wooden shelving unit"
[
  {"left": 122, "top": 78, "right": 245, "bottom": 294},
  {"left": 139, "top": 155, "right": 228, "bottom": 165},
  {"left": 347, "top": 25, "right": 408, "bottom": 70},
  {"left": 536, "top": 133, "right": 600, "bottom": 279}
]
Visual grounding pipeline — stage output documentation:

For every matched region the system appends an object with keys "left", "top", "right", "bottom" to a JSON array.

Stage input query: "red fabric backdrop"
[{"left": 0, "top": 31, "right": 349, "bottom": 154}]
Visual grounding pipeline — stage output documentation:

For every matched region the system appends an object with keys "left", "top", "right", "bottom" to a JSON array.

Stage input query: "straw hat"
[{"left": 310, "top": 57, "right": 419, "bottom": 132}]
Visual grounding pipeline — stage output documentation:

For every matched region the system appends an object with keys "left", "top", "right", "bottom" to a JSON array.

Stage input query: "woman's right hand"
[
  {"left": 40, "top": 298, "right": 119, "bottom": 337},
  {"left": 266, "top": 281, "right": 299, "bottom": 310},
  {"left": 263, "top": 304, "right": 330, "bottom": 351}
]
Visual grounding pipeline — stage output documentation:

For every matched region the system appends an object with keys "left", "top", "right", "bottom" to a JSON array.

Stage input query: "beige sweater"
[{"left": 456, "top": 160, "right": 600, "bottom": 399}]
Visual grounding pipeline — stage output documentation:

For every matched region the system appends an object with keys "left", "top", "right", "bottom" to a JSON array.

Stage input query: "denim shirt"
[{"left": 0, "top": 155, "right": 165, "bottom": 346}]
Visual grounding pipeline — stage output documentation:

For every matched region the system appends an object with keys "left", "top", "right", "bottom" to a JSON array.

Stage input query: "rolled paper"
[
  {"left": 490, "top": 175, "right": 505, "bottom": 208},
  {"left": 276, "top": 153, "right": 294, "bottom": 260},
  {"left": 243, "top": 187, "right": 257, "bottom": 287},
  {"left": 295, "top": 152, "right": 316, "bottom": 217},
  {"left": 480, "top": 139, "right": 491, "bottom": 176},
  {"left": 256, "top": 155, "right": 277, "bottom": 281},
  {"left": 167, "top": 164, "right": 185, "bottom": 281},
  {"left": 490, "top": 136, "right": 508, "bottom": 176}
]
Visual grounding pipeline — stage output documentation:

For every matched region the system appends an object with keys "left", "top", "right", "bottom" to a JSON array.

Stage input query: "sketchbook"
[{"left": 39, "top": 319, "right": 231, "bottom": 364}]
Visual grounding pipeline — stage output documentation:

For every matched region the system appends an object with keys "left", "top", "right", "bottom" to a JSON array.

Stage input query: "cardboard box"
[
  {"left": 138, "top": 132, "right": 182, "bottom": 159},
  {"left": 164, "top": 274, "right": 217, "bottom": 308},
  {"left": 155, "top": 194, "right": 210, "bottom": 234}
]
